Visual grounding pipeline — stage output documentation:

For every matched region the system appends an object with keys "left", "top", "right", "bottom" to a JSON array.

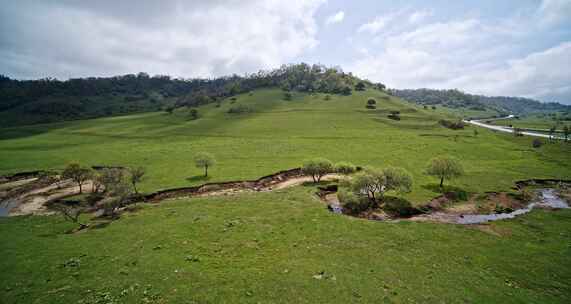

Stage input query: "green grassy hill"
[
  {"left": 1, "top": 88, "right": 569, "bottom": 202},
  {"left": 2, "top": 187, "right": 570, "bottom": 303},
  {"left": 1, "top": 87, "right": 571, "bottom": 303}
]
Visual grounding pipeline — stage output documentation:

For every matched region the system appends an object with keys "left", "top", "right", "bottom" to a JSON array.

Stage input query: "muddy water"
[
  {"left": 0, "top": 199, "right": 18, "bottom": 217},
  {"left": 457, "top": 189, "right": 569, "bottom": 224}
]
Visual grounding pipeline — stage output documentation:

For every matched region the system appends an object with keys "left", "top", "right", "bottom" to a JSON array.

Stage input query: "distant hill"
[
  {"left": 0, "top": 64, "right": 378, "bottom": 127},
  {"left": 390, "top": 88, "right": 571, "bottom": 117}
]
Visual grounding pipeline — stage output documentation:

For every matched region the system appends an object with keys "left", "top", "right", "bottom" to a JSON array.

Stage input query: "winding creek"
[
  {"left": 457, "top": 189, "right": 569, "bottom": 224},
  {"left": 1, "top": 169, "right": 569, "bottom": 227}
]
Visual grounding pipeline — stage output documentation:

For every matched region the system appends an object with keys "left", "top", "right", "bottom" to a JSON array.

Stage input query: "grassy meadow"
[
  {"left": 489, "top": 115, "right": 568, "bottom": 131},
  {"left": 1, "top": 187, "right": 571, "bottom": 303},
  {"left": 1, "top": 88, "right": 569, "bottom": 202},
  {"left": 1, "top": 88, "right": 571, "bottom": 303}
]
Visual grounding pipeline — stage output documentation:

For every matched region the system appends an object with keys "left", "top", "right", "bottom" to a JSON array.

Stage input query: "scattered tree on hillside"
[
  {"left": 350, "top": 167, "right": 412, "bottom": 205},
  {"left": 366, "top": 98, "right": 376, "bottom": 109},
  {"left": 195, "top": 152, "right": 216, "bottom": 177},
  {"left": 62, "top": 162, "right": 92, "bottom": 193},
  {"left": 335, "top": 162, "right": 356, "bottom": 175},
  {"left": 128, "top": 167, "right": 145, "bottom": 194},
  {"left": 52, "top": 203, "right": 88, "bottom": 230},
  {"left": 165, "top": 106, "right": 175, "bottom": 115},
  {"left": 189, "top": 108, "right": 199, "bottom": 120},
  {"left": 302, "top": 158, "right": 333, "bottom": 183},
  {"left": 388, "top": 111, "right": 401, "bottom": 120},
  {"left": 532, "top": 138, "right": 543, "bottom": 148},
  {"left": 284, "top": 92, "right": 292, "bottom": 101},
  {"left": 355, "top": 82, "right": 366, "bottom": 91},
  {"left": 473, "top": 129, "right": 479, "bottom": 137},
  {"left": 439, "top": 119, "right": 465, "bottom": 130},
  {"left": 102, "top": 178, "right": 134, "bottom": 217},
  {"left": 426, "top": 156, "right": 464, "bottom": 188},
  {"left": 227, "top": 105, "right": 253, "bottom": 114},
  {"left": 382, "top": 167, "right": 413, "bottom": 194},
  {"left": 564, "top": 125, "right": 570, "bottom": 141}
]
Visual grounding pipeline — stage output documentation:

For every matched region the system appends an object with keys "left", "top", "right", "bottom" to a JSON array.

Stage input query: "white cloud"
[
  {"left": 325, "top": 11, "right": 345, "bottom": 25},
  {"left": 537, "top": 0, "right": 571, "bottom": 27},
  {"left": 408, "top": 10, "right": 432, "bottom": 24},
  {"left": 349, "top": 6, "right": 571, "bottom": 104},
  {"left": 357, "top": 15, "right": 393, "bottom": 34},
  {"left": 450, "top": 42, "right": 571, "bottom": 102},
  {"left": 0, "top": 0, "right": 326, "bottom": 79}
]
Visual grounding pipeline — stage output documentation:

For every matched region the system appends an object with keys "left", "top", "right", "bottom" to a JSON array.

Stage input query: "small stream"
[
  {"left": 458, "top": 189, "right": 569, "bottom": 224},
  {"left": 0, "top": 199, "right": 19, "bottom": 217}
]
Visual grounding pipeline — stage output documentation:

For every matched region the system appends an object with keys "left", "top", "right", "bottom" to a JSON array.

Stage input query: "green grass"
[
  {"left": 490, "top": 115, "right": 569, "bottom": 131},
  {"left": 1, "top": 187, "right": 571, "bottom": 303},
  {"left": 1, "top": 88, "right": 569, "bottom": 203},
  {"left": 1, "top": 88, "right": 571, "bottom": 303}
]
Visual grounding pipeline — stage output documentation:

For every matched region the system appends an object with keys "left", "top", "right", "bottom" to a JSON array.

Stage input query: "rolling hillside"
[{"left": 1, "top": 88, "right": 569, "bottom": 203}]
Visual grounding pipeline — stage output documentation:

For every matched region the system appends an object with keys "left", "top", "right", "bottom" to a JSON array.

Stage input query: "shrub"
[
  {"left": 335, "top": 162, "right": 356, "bottom": 175},
  {"left": 387, "top": 113, "right": 400, "bottom": 120},
  {"left": 324, "top": 95, "right": 331, "bottom": 101},
  {"left": 383, "top": 197, "right": 420, "bottom": 217},
  {"left": 284, "top": 92, "right": 293, "bottom": 100},
  {"left": 189, "top": 108, "right": 199, "bottom": 120},
  {"left": 532, "top": 138, "right": 543, "bottom": 148},
  {"left": 227, "top": 105, "right": 252, "bottom": 114},
  {"left": 355, "top": 82, "right": 366, "bottom": 91},
  {"left": 367, "top": 98, "right": 376, "bottom": 105},
  {"left": 338, "top": 189, "right": 369, "bottom": 214},
  {"left": 439, "top": 119, "right": 465, "bottom": 130}
]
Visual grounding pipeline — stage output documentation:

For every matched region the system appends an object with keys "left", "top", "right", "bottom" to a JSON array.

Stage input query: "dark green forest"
[
  {"left": 391, "top": 88, "right": 571, "bottom": 116},
  {"left": 0, "top": 64, "right": 372, "bottom": 127}
]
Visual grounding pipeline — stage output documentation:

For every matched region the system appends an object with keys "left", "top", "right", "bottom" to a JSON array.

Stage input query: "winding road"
[{"left": 464, "top": 117, "right": 563, "bottom": 139}]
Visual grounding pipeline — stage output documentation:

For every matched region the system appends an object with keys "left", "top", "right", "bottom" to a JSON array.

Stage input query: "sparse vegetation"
[{"left": 439, "top": 119, "right": 465, "bottom": 130}]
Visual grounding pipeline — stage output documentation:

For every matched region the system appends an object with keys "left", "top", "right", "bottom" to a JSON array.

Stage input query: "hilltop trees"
[
  {"left": 62, "top": 162, "right": 92, "bottom": 193},
  {"left": 355, "top": 81, "right": 366, "bottom": 91},
  {"left": 195, "top": 152, "right": 216, "bottom": 177},
  {"left": 426, "top": 156, "right": 464, "bottom": 188},
  {"left": 302, "top": 158, "right": 333, "bottom": 183},
  {"left": 0, "top": 63, "right": 363, "bottom": 127}
]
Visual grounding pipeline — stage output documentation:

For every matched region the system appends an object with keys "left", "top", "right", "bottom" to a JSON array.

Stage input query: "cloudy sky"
[{"left": 1, "top": 0, "right": 570, "bottom": 104}]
